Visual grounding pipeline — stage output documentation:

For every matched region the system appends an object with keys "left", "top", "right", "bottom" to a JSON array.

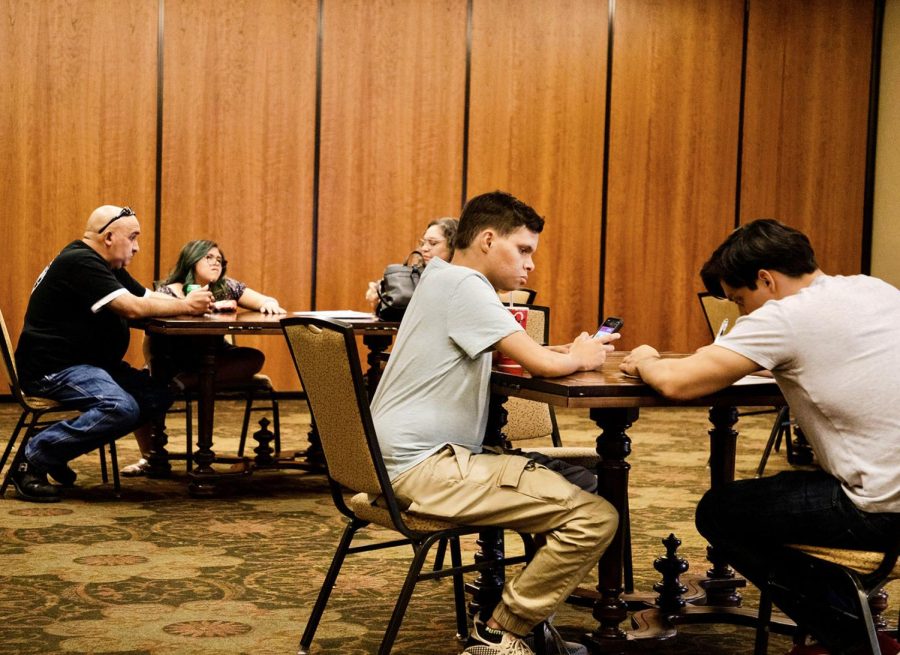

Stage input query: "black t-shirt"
[{"left": 15, "top": 241, "right": 147, "bottom": 387}]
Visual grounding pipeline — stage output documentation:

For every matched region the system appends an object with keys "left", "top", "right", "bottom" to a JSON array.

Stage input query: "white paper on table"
[{"left": 292, "top": 310, "right": 375, "bottom": 319}]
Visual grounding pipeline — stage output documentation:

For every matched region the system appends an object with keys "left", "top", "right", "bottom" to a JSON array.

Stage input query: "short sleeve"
[
  {"left": 115, "top": 268, "right": 148, "bottom": 297},
  {"left": 714, "top": 301, "right": 792, "bottom": 371},
  {"left": 224, "top": 278, "right": 247, "bottom": 301},
  {"left": 446, "top": 274, "right": 523, "bottom": 359}
]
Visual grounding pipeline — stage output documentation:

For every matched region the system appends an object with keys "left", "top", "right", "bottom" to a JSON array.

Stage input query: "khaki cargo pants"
[{"left": 391, "top": 444, "right": 618, "bottom": 636}]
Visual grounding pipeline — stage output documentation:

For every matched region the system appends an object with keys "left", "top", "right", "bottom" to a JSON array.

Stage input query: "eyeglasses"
[
  {"left": 203, "top": 253, "right": 226, "bottom": 266},
  {"left": 96, "top": 207, "right": 135, "bottom": 234},
  {"left": 418, "top": 237, "right": 446, "bottom": 249}
]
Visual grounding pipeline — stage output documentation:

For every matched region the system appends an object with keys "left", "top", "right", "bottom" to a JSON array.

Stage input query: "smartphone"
[{"left": 593, "top": 316, "right": 624, "bottom": 339}]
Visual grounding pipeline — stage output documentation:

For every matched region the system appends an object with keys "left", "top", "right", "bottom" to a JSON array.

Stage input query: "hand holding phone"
[{"left": 594, "top": 316, "right": 624, "bottom": 339}]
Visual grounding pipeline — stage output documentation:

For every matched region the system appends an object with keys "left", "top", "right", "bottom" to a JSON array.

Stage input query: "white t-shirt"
[
  {"left": 716, "top": 274, "right": 900, "bottom": 513},
  {"left": 370, "top": 258, "right": 523, "bottom": 479}
]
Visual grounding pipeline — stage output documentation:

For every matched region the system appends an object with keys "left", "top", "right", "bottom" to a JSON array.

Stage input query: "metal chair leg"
[
  {"left": 754, "top": 580, "right": 773, "bottom": 655},
  {"left": 757, "top": 406, "right": 791, "bottom": 478},
  {"left": 433, "top": 536, "right": 448, "bottom": 572},
  {"left": 449, "top": 536, "right": 469, "bottom": 641},
  {"left": 1, "top": 416, "right": 31, "bottom": 496},
  {"left": 185, "top": 395, "right": 194, "bottom": 472},
  {"left": 0, "top": 411, "right": 28, "bottom": 477},
  {"left": 99, "top": 444, "right": 109, "bottom": 483},
  {"left": 379, "top": 533, "right": 443, "bottom": 655},
  {"left": 272, "top": 392, "right": 281, "bottom": 455},
  {"left": 298, "top": 519, "right": 364, "bottom": 655},
  {"left": 109, "top": 441, "right": 120, "bottom": 494},
  {"left": 237, "top": 393, "right": 254, "bottom": 457}
]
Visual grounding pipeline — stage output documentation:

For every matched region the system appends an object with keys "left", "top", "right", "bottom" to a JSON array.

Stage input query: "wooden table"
[
  {"left": 144, "top": 312, "right": 397, "bottom": 496},
  {"left": 486, "top": 353, "right": 790, "bottom": 653}
]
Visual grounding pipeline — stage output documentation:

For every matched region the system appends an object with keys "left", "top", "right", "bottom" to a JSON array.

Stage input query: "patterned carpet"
[{"left": 0, "top": 400, "right": 896, "bottom": 655}]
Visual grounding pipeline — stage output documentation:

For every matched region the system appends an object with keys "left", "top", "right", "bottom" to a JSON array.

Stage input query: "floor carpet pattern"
[{"left": 0, "top": 400, "right": 896, "bottom": 654}]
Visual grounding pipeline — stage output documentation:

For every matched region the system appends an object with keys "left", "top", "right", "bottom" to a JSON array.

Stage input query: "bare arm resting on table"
[
  {"left": 619, "top": 344, "right": 762, "bottom": 401},
  {"left": 109, "top": 290, "right": 213, "bottom": 320},
  {"left": 237, "top": 287, "right": 286, "bottom": 314},
  {"left": 496, "top": 330, "right": 621, "bottom": 378}
]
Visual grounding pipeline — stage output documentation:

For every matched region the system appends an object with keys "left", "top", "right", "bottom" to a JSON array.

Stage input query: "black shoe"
[
  {"left": 47, "top": 463, "right": 77, "bottom": 487},
  {"left": 10, "top": 459, "right": 61, "bottom": 503}
]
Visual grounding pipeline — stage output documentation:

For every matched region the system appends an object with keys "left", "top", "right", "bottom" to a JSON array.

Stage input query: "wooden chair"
[
  {"left": 502, "top": 304, "right": 595, "bottom": 465},
  {"left": 0, "top": 308, "right": 119, "bottom": 497},
  {"left": 754, "top": 538, "right": 900, "bottom": 654},
  {"left": 281, "top": 316, "right": 535, "bottom": 655},
  {"left": 498, "top": 287, "right": 537, "bottom": 305},
  {"left": 697, "top": 292, "right": 799, "bottom": 477}
]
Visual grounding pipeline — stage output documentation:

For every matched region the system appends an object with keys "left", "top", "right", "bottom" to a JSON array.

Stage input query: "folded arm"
[{"left": 620, "top": 344, "right": 762, "bottom": 400}]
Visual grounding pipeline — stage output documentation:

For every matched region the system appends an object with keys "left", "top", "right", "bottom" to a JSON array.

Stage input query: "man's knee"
[
  {"left": 100, "top": 391, "right": 142, "bottom": 431},
  {"left": 567, "top": 493, "right": 619, "bottom": 555}
]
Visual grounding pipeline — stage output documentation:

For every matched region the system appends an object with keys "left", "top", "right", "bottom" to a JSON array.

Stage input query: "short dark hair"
[
  {"left": 454, "top": 191, "right": 544, "bottom": 250},
  {"left": 700, "top": 218, "right": 818, "bottom": 297}
]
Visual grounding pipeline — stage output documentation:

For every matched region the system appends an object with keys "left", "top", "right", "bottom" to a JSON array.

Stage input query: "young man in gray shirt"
[
  {"left": 621, "top": 219, "right": 900, "bottom": 655},
  {"left": 371, "top": 191, "right": 620, "bottom": 655}
]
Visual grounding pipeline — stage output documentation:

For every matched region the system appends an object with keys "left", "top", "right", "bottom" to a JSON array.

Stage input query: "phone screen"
[{"left": 594, "top": 316, "right": 624, "bottom": 338}]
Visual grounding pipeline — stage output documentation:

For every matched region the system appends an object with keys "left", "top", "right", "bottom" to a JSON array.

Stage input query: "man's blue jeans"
[
  {"left": 696, "top": 470, "right": 900, "bottom": 649},
  {"left": 22, "top": 363, "right": 172, "bottom": 472}
]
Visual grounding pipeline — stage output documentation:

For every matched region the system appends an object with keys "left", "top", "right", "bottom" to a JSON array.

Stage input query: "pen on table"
[{"left": 714, "top": 318, "right": 729, "bottom": 342}]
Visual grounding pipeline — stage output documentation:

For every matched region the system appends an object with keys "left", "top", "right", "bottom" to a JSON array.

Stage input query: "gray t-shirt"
[
  {"left": 716, "top": 274, "right": 900, "bottom": 513},
  {"left": 371, "top": 258, "right": 523, "bottom": 479}
]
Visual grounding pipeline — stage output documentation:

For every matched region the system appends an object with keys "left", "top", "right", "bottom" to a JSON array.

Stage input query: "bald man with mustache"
[{"left": 12, "top": 205, "right": 213, "bottom": 502}]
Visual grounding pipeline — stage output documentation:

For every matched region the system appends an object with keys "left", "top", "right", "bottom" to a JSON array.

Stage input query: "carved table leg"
[
  {"left": 252, "top": 417, "right": 275, "bottom": 466},
  {"left": 188, "top": 337, "right": 219, "bottom": 497},
  {"left": 653, "top": 534, "right": 689, "bottom": 613},
  {"left": 701, "top": 405, "right": 746, "bottom": 606},
  {"left": 584, "top": 407, "right": 638, "bottom": 653},
  {"left": 146, "top": 413, "right": 172, "bottom": 478},
  {"left": 302, "top": 417, "right": 326, "bottom": 469}
]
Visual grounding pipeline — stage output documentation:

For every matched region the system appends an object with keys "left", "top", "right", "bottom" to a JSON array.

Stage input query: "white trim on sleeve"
[{"left": 91, "top": 288, "right": 130, "bottom": 313}]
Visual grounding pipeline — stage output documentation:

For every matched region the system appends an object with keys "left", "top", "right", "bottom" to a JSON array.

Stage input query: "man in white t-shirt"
[
  {"left": 371, "top": 191, "right": 620, "bottom": 655},
  {"left": 621, "top": 219, "right": 900, "bottom": 655}
]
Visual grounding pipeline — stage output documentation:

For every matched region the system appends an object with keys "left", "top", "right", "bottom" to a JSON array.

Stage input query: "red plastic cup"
[{"left": 497, "top": 306, "right": 529, "bottom": 369}]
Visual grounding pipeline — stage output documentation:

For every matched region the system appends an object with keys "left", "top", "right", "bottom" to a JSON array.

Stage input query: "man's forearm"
[{"left": 110, "top": 293, "right": 192, "bottom": 319}]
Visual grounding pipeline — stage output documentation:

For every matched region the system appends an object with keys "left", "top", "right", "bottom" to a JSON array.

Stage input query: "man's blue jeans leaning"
[
  {"left": 696, "top": 470, "right": 900, "bottom": 650},
  {"left": 22, "top": 362, "right": 173, "bottom": 473}
]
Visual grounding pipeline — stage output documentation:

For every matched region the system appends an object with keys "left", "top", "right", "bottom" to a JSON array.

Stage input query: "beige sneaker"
[{"left": 463, "top": 619, "right": 534, "bottom": 655}]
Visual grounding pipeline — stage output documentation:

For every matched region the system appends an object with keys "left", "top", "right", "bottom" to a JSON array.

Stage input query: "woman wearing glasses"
[
  {"left": 122, "top": 239, "right": 285, "bottom": 475},
  {"left": 365, "top": 217, "right": 458, "bottom": 305}
]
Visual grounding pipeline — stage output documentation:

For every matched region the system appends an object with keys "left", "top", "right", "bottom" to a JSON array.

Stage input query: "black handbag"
[{"left": 375, "top": 252, "right": 424, "bottom": 321}]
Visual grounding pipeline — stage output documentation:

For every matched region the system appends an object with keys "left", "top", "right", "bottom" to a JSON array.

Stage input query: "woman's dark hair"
[
  {"left": 426, "top": 216, "right": 459, "bottom": 258},
  {"left": 454, "top": 191, "right": 544, "bottom": 250},
  {"left": 700, "top": 219, "right": 818, "bottom": 297},
  {"left": 164, "top": 239, "right": 230, "bottom": 299}
]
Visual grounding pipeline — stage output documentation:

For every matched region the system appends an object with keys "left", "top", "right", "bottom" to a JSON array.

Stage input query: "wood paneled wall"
[
  {"left": 0, "top": 0, "right": 158, "bottom": 366},
  {"left": 315, "top": 0, "right": 467, "bottom": 311},
  {"left": 467, "top": 0, "right": 607, "bottom": 344},
  {"left": 0, "top": 0, "right": 879, "bottom": 393},
  {"left": 161, "top": 0, "right": 317, "bottom": 390},
  {"left": 604, "top": 0, "right": 744, "bottom": 351},
  {"left": 740, "top": 0, "right": 874, "bottom": 275}
]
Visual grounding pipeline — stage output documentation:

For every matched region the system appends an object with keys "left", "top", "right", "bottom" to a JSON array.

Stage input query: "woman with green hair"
[{"left": 122, "top": 239, "right": 285, "bottom": 475}]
